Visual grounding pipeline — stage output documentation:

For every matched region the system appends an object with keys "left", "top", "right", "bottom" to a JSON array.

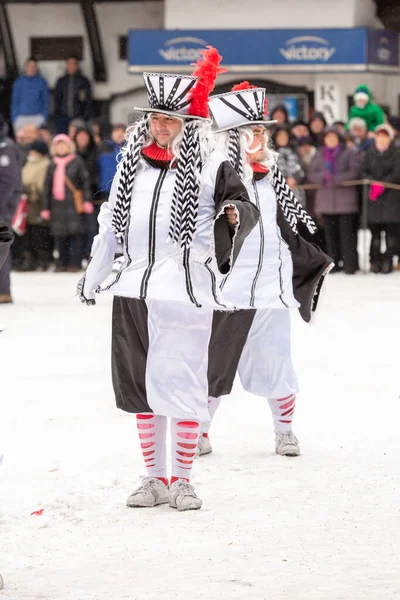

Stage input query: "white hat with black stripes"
[
  {"left": 209, "top": 83, "right": 276, "bottom": 132},
  {"left": 134, "top": 72, "right": 210, "bottom": 121}
]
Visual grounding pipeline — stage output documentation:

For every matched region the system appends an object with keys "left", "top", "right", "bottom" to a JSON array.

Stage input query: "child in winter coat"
[
  {"left": 41, "top": 134, "right": 92, "bottom": 272},
  {"left": 360, "top": 124, "right": 400, "bottom": 274},
  {"left": 347, "top": 85, "right": 385, "bottom": 133}
]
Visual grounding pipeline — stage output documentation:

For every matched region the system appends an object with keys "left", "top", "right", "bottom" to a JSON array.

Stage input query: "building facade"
[{"left": 0, "top": 0, "right": 399, "bottom": 124}]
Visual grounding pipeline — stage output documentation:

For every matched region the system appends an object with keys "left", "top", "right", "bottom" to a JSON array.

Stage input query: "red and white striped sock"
[
  {"left": 202, "top": 396, "right": 221, "bottom": 436},
  {"left": 268, "top": 394, "right": 296, "bottom": 433},
  {"left": 136, "top": 413, "right": 168, "bottom": 486},
  {"left": 170, "top": 418, "right": 200, "bottom": 484}
]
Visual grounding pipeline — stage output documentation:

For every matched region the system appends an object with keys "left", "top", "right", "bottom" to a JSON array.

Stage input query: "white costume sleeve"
[{"left": 80, "top": 170, "right": 120, "bottom": 301}]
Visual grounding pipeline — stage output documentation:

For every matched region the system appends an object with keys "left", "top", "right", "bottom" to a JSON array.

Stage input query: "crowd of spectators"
[
  {"left": 0, "top": 56, "right": 127, "bottom": 302},
  {"left": 266, "top": 85, "right": 400, "bottom": 276},
  {"left": 1, "top": 67, "right": 400, "bottom": 303}
]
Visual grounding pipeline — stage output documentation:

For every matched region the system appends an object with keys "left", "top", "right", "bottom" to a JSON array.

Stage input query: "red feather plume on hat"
[
  {"left": 231, "top": 81, "right": 268, "bottom": 117},
  {"left": 188, "top": 46, "right": 227, "bottom": 119}
]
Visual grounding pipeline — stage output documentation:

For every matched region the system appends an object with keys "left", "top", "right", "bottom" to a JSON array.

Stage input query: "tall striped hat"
[
  {"left": 111, "top": 46, "right": 226, "bottom": 288},
  {"left": 209, "top": 82, "right": 276, "bottom": 132},
  {"left": 209, "top": 81, "right": 317, "bottom": 236}
]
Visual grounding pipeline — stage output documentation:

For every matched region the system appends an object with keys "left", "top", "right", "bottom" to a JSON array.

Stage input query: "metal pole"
[{"left": 361, "top": 181, "right": 369, "bottom": 274}]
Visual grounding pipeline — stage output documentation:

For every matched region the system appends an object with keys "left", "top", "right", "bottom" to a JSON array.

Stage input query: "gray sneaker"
[
  {"left": 169, "top": 479, "right": 202, "bottom": 511},
  {"left": 275, "top": 431, "right": 300, "bottom": 457},
  {"left": 196, "top": 435, "right": 212, "bottom": 457},
  {"left": 126, "top": 477, "right": 169, "bottom": 508}
]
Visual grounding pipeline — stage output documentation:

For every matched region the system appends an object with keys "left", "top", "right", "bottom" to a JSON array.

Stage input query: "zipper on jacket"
[
  {"left": 250, "top": 181, "right": 265, "bottom": 307},
  {"left": 140, "top": 169, "right": 168, "bottom": 299}
]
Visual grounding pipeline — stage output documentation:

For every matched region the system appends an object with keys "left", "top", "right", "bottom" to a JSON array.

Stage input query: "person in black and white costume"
[
  {"left": 200, "top": 82, "right": 333, "bottom": 458},
  {"left": 77, "top": 51, "right": 259, "bottom": 511}
]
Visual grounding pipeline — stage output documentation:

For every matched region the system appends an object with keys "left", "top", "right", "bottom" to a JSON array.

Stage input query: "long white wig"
[
  {"left": 216, "top": 125, "right": 317, "bottom": 236},
  {"left": 215, "top": 126, "right": 277, "bottom": 184},
  {"left": 112, "top": 114, "right": 216, "bottom": 250}
]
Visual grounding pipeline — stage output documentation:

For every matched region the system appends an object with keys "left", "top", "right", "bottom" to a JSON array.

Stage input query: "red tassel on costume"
[
  {"left": 188, "top": 46, "right": 227, "bottom": 119},
  {"left": 231, "top": 81, "right": 268, "bottom": 117}
]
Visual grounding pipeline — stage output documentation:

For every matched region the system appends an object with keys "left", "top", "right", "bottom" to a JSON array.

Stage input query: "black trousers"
[
  {"left": 322, "top": 214, "right": 359, "bottom": 273},
  {"left": 26, "top": 225, "right": 53, "bottom": 267},
  {"left": 57, "top": 235, "right": 83, "bottom": 269},
  {"left": 369, "top": 223, "right": 400, "bottom": 263}
]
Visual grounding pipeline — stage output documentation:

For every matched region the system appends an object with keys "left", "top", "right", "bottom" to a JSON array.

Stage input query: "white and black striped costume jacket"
[
  {"left": 220, "top": 170, "right": 332, "bottom": 319},
  {"left": 82, "top": 150, "right": 259, "bottom": 309}
]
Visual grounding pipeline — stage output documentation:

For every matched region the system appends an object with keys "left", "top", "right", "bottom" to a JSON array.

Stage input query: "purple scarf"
[{"left": 323, "top": 145, "right": 341, "bottom": 186}]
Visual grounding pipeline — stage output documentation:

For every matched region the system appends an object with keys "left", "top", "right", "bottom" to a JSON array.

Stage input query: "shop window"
[{"left": 30, "top": 37, "right": 84, "bottom": 61}]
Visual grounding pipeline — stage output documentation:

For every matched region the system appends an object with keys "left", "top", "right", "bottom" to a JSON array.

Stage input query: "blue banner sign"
[
  {"left": 367, "top": 29, "right": 399, "bottom": 69},
  {"left": 128, "top": 28, "right": 399, "bottom": 73}
]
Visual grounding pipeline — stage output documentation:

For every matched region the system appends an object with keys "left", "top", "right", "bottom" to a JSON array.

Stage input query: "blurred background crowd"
[{"left": 1, "top": 55, "right": 400, "bottom": 304}]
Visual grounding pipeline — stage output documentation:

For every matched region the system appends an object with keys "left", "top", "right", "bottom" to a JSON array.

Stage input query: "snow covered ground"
[{"left": 1, "top": 271, "right": 400, "bottom": 600}]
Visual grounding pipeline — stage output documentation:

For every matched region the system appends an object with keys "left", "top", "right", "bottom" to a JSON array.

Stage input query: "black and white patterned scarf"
[
  {"left": 112, "top": 116, "right": 203, "bottom": 249},
  {"left": 226, "top": 127, "right": 317, "bottom": 235}
]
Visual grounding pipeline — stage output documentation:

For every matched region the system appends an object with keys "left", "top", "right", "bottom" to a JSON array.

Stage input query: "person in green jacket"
[{"left": 347, "top": 85, "right": 385, "bottom": 132}]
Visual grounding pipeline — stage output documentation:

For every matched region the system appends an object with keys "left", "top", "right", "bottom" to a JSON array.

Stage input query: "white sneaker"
[
  {"left": 196, "top": 435, "right": 212, "bottom": 457},
  {"left": 169, "top": 479, "right": 202, "bottom": 511},
  {"left": 0, "top": 574, "right": 3, "bottom": 590},
  {"left": 275, "top": 431, "right": 300, "bottom": 457},
  {"left": 126, "top": 477, "right": 169, "bottom": 508}
]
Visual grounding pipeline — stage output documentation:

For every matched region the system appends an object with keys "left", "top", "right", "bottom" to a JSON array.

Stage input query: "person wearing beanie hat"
[
  {"left": 360, "top": 123, "right": 400, "bottom": 273},
  {"left": 77, "top": 48, "right": 259, "bottom": 511},
  {"left": 200, "top": 82, "right": 333, "bottom": 459},
  {"left": 347, "top": 85, "right": 385, "bottom": 133}
]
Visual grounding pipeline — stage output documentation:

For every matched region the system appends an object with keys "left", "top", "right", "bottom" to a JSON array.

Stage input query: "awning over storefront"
[{"left": 128, "top": 28, "right": 399, "bottom": 74}]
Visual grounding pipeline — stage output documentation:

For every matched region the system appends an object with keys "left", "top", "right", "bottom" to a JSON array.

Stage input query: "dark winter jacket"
[
  {"left": 308, "top": 145, "right": 360, "bottom": 215},
  {"left": 97, "top": 141, "right": 122, "bottom": 201},
  {"left": 0, "top": 221, "right": 13, "bottom": 270},
  {"left": 0, "top": 121, "right": 23, "bottom": 224},
  {"left": 43, "top": 155, "right": 91, "bottom": 237},
  {"left": 360, "top": 143, "right": 400, "bottom": 224},
  {"left": 11, "top": 74, "right": 49, "bottom": 122},
  {"left": 54, "top": 72, "right": 92, "bottom": 120},
  {"left": 75, "top": 129, "right": 98, "bottom": 200}
]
